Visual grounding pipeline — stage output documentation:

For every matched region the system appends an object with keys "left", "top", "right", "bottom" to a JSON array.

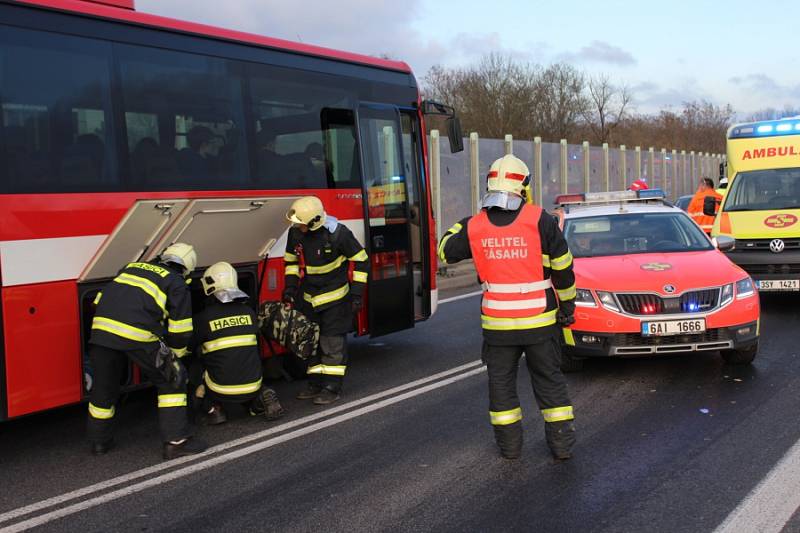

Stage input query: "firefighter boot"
[
  {"left": 494, "top": 424, "right": 523, "bottom": 460},
  {"left": 205, "top": 403, "right": 227, "bottom": 425},
  {"left": 163, "top": 437, "right": 208, "bottom": 460},
  {"left": 250, "top": 387, "right": 286, "bottom": 420},
  {"left": 313, "top": 387, "right": 340, "bottom": 405},
  {"left": 296, "top": 383, "right": 323, "bottom": 400},
  {"left": 91, "top": 439, "right": 115, "bottom": 456},
  {"left": 546, "top": 420, "right": 576, "bottom": 460}
]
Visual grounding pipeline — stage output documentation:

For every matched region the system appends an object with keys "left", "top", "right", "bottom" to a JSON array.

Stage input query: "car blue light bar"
[
  {"left": 637, "top": 188, "right": 665, "bottom": 199},
  {"left": 729, "top": 119, "right": 800, "bottom": 139}
]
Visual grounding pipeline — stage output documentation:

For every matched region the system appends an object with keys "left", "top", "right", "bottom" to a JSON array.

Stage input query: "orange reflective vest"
[
  {"left": 467, "top": 204, "right": 555, "bottom": 331},
  {"left": 688, "top": 189, "right": 722, "bottom": 233}
]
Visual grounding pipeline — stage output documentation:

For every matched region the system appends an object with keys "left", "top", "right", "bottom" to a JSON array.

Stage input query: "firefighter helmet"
[
  {"left": 629, "top": 179, "right": 649, "bottom": 191},
  {"left": 486, "top": 155, "right": 530, "bottom": 196},
  {"left": 286, "top": 196, "right": 326, "bottom": 231},
  {"left": 160, "top": 242, "right": 197, "bottom": 277},
  {"left": 201, "top": 261, "right": 248, "bottom": 303}
]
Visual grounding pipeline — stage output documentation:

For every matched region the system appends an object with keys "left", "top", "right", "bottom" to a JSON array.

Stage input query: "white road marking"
[
  {"left": 439, "top": 290, "right": 482, "bottom": 305},
  {"left": 714, "top": 437, "right": 800, "bottom": 533},
  {"left": 0, "top": 360, "right": 484, "bottom": 529}
]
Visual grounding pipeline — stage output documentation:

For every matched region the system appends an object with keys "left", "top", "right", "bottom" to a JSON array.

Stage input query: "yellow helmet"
[
  {"left": 201, "top": 261, "right": 248, "bottom": 302},
  {"left": 160, "top": 242, "right": 197, "bottom": 277},
  {"left": 286, "top": 196, "right": 326, "bottom": 231},
  {"left": 486, "top": 155, "right": 530, "bottom": 196}
]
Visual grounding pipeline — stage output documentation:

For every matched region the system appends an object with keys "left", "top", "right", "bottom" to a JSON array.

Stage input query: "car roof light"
[
  {"left": 555, "top": 193, "right": 586, "bottom": 205},
  {"left": 637, "top": 188, "right": 666, "bottom": 199},
  {"left": 585, "top": 191, "right": 637, "bottom": 202}
]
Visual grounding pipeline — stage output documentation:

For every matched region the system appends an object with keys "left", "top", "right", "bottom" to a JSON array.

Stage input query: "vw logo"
[
  {"left": 770, "top": 239, "right": 785, "bottom": 253},
  {"left": 663, "top": 284, "right": 676, "bottom": 294}
]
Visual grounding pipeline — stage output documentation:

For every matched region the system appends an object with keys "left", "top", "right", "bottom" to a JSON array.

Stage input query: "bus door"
[{"left": 358, "top": 106, "right": 416, "bottom": 336}]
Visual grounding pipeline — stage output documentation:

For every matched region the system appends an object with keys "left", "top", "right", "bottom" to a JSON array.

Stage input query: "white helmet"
[
  {"left": 160, "top": 242, "right": 197, "bottom": 277},
  {"left": 201, "top": 261, "right": 248, "bottom": 303},
  {"left": 482, "top": 155, "right": 530, "bottom": 210},
  {"left": 286, "top": 196, "right": 326, "bottom": 231}
]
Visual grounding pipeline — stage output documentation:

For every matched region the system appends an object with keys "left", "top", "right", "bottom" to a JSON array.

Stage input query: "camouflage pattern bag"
[{"left": 258, "top": 301, "right": 320, "bottom": 360}]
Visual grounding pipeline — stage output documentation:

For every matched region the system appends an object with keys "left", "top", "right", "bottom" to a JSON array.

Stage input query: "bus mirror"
[
  {"left": 719, "top": 161, "right": 726, "bottom": 179},
  {"left": 447, "top": 117, "right": 464, "bottom": 153},
  {"left": 703, "top": 196, "right": 718, "bottom": 216}
]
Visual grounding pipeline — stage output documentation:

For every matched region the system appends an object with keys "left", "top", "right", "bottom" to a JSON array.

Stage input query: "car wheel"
[
  {"left": 721, "top": 343, "right": 758, "bottom": 365},
  {"left": 561, "top": 351, "right": 585, "bottom": 373}
]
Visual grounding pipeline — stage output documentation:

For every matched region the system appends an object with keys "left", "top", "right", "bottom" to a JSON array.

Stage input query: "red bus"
[{"left": 0, "top": 0, "right": 462, "bottom": 420}]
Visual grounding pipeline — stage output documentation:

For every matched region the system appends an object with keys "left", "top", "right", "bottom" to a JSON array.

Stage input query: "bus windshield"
[
  {"left": 564, "top": 212, "right": 713, "bottom": 258},
  {"left": 725, "top": 168, "right": 800, "bottom": 211}
]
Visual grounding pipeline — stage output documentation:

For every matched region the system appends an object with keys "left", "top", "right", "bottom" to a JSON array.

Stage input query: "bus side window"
[
  {"left": 0, "top": 26, "right": 115, "bottom": 193},
  {"left": 116, "top": 43, "right": 248, "bottom": 190}
]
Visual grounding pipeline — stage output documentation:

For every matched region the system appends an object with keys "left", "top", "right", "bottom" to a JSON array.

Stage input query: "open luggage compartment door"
[
  {"left": 143, "top": 197, "right": 300, "bottom": 267},
  {"left": 79, "top": 199, "right": 190, "bottom": 282}
]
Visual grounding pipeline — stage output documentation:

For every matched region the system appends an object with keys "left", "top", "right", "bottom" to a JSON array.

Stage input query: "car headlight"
[
  {"left": 596, "top": 291, "right": 620, "bottom": 312},
  {"left": 736, "top": 277, "right": 755, "bottom": 299},
  {"left": 575, "top": 288, "right": 596, "bottom": 307},
  {"left": 720, "top": 283, "right": 734, "bottom": 306}
]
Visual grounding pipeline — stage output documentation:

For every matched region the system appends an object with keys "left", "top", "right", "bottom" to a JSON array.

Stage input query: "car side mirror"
[
  {"left": 447, "top": 117, "right": 464, "bottom": 153},
  {"left": 713, "top": 235, "right": 735, "bottom": 252},
  {"left": 703, "top": 195, "right": 719, "bottom": 216}
]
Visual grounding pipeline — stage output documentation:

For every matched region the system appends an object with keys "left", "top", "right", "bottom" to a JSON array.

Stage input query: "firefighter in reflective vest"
[
  {"left": 283, "top": 196, "right": 369, "bottom": 405},
  {"left": 193, "top": 261, "right": 285, "bottom": 424},
  {"left": 439, "top": 155, "right": 577, "bottom": 460},
  {"left": 88, "top": 243, "right": 207, "bottom": 459},
  {"left": 688, "top": 177, "right": 722, "bottom": 234}
]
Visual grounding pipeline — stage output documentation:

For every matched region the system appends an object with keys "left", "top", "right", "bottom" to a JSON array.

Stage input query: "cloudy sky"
[{"left": 137, "top": 0, "right": 800, "bottom": 115}]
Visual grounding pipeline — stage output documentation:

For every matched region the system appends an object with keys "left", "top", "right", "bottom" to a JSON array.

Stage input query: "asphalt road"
[{"left": 2, "top": 289, "right": 800, "bottom": 532}]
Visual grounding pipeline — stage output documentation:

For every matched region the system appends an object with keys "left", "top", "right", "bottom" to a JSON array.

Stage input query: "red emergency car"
[{"left": 556, "top": 190, "right": 760, "bottom": 372}]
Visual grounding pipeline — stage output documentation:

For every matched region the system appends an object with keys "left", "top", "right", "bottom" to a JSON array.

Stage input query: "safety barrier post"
[
  {"left": 470, "top": 132, "right": 480, "bottom": 214},
  {"left": 534, "top": 136, "right": 543, "bottom": 205},
  {"left": 635, "top": 146, "right": 642, "bottom": 181},
  {"left": 690, "top": 151, "right": 696, "bottom": 186},
  {"left": 602, "top": 143, "right": 610, "bottom": 192},
  {"left": 504, "top": 134, "right": 513, "bottom": 156},
  {"left": 430, "top": 130, "right": 441, "bottom": 240},
  {"left": 682, "top": 150, "right": 688, "bottom": 194},
  {"left": 620, "top": 145, "right": 627, "bottom": 188},
  {"left": 648, "top": 147, "right": 656, "bottom": 189},
  {"left": 661, "top": 148, "right": 668, "bottom": 197},
  {"left": 560, "top": 139, "right": 568, "bottom": 193},
  {"left": 582, "top": 141, "right": 591, "bottom": 192},
  {"left": 671, "top": 149, "right": 678, "bottom": 197}
]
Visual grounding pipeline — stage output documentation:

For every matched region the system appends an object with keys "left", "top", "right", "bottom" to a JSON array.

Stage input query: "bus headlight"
[
  {"left": 736, "top": 277, "right": 755, "bottom": 299},
  {"left": 597, "top": 291, "right": 620, "bottom": 312},
  {"left": 575, "top": 288, "right": 597, "bottom": 308}
]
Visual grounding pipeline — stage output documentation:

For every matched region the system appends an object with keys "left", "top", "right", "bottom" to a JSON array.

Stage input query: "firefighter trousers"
[
  {"left": 306, "top": 335, "right": 347, "bottom": 393},
  {"left": 87, "top": 344, "right": 190, "bottom": 444},
  {"left": 483, "top": 336, "right": 576, "bottom": 457}
]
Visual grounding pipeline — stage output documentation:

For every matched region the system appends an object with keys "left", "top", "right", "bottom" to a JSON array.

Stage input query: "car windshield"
[
  {"left": 725, "top": 168, "right": 800, "bottom": 211},
  {"left": 563, "top": 212, "right": 713, "bottom": 258}
]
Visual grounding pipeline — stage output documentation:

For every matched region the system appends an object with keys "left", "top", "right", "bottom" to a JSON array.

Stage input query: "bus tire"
[{"left": 721, "top": 343, "right": 758, "bottom": 365}]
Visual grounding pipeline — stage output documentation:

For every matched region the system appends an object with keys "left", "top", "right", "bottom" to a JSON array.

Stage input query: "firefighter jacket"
[
  {"left": 688, "top": 188, "right": 722, "bottom": 233},
  {"left": 439, "top": 204, "right": 576, "bottom": 345},
  {"left": 284, "top": 218, "right": 369, "bottom": 313},
  {"left": 193, "top": 299, "right": 263, "bottom": 400},
  {"left": 90, "top": 261, "right": 193, "bottom": 356}
]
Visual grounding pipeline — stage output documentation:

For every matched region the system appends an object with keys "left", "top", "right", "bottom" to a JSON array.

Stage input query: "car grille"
[
  {"left": 741, "top": 264, "right": 800, "bottom": 275},
  {"left": 612, "top": 328, "right": 731, "bottom": 347},
  {"left": 736, "top": 238, "right": 800, "bottom": 251},
  {"left": 615, "top": 288, "right": 721, "bottom": 315}
]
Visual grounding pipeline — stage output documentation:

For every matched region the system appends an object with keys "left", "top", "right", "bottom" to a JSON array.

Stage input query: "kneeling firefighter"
[
  {"left": 283, "top": 196, "right": 369, "bottom": 405},
  {"left": 439, "top": 155, "right": 577, "bottom": 460},
  {"left": 193, "top": 262, "right": 285, "bottom": 424},
  {"left": 88, "top": 243, "right": 207, "bottom": 459}
]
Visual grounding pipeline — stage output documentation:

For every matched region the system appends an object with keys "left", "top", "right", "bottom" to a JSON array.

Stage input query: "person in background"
[{"left": 688, "top": 177, "right": 722, "bottom": 234}]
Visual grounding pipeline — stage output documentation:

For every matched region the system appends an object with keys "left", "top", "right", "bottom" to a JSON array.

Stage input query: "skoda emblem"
[
  {"left": 770, "top": 239, "right": 785, "bottom": 253},
  {"left": 663, "top": 284, "right": 676, "bottom": 294}
]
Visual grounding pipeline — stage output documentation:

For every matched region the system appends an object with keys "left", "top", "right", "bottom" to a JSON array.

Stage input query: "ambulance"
[
  {"left": 710, "top": 119, "right": 800, "bottom": 291},
  {"left": 556, "top": 190, "right": 760, "bottom": 372}
]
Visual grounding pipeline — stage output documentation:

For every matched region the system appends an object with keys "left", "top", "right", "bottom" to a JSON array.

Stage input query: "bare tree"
[
  {"left": 581, "top": 74, "right": 632, "bottom": 144},
  {"left": 747, "top": 105, "right": 800, "bottom": 121},
  {"left": 530, "top": 63, "right": 587, "bottom": 141}
]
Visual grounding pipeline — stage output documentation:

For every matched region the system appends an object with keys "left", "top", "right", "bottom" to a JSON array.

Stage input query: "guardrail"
[{"left": 428, "top": 131, "right": 724, "bottom": 240}]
